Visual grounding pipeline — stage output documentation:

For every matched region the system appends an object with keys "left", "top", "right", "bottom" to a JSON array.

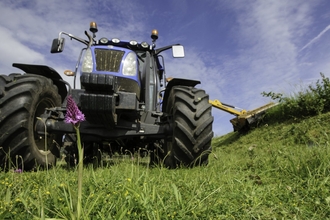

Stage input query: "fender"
[
  {"left": 12, "top": 63, "right": 67, "bottom": 101},
  {"left": 162, "top": 78, "right": 200, "bottom": 111}
]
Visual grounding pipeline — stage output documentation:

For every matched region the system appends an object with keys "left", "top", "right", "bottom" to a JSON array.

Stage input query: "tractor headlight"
[
  {"left": 99, "top": 37, "right": 109, "bottom": 44},
  {"left": 122, "top": 52, "right": 137, "bottom": 76},
  {"left": 81, "top": 48, "right": 93, "bottom": 73}
]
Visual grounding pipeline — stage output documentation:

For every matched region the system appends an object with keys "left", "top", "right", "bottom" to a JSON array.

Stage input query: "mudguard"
[
  {"left": 162, "top": 78, "right": 200, "bottom": 111},
  {"left": 12, "top": 63, "right": 67, "bottom": 101}
]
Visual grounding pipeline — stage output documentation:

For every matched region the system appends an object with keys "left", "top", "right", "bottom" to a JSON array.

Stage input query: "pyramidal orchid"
[
  {"left": 65, "top": 95, "right": 85, "bottom": 126},
  {"left": 65, "top": 95, "right": 85, "bottom": 219}
]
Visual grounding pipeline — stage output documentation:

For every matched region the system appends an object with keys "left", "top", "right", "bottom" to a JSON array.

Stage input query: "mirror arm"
[
  {"left": 58, "top": 31, "right": 89, "bottom": 46},
  {"left": 155, "top": 44, "right": 180, "bottom": 55}
]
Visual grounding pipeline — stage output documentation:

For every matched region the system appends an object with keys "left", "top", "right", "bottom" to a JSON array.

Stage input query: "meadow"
[{"left": 1, "top": 73, "right": 330, "bottom": 219}]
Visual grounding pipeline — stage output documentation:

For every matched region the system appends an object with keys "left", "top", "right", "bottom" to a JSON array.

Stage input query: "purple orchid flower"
[
  {"left": 65, "top": 95, "right": 85, "bottom": 126},
  {"left": 14, "top": 169, "right": 22, "bottom": 173}
]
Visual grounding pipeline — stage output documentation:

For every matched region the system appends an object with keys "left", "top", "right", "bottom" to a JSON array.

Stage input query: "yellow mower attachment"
[{"left": 209, "top": 100, "right": 278, "bottom": 132}]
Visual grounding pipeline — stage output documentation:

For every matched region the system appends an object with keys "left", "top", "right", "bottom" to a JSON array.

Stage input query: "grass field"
[{"left": 1, "top": 74, "right": 330, "bottom": 219}]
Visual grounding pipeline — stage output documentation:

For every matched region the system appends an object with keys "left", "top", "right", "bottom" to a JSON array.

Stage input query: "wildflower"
[
  {"left": 64, "top": 94, "right": 85, "bottom": 219},
  {"left": 65, "top": 95, "right": 85, "bottom": 126},
  {"left": 14, "top": 169, "right": 22, "bottom": 173}
]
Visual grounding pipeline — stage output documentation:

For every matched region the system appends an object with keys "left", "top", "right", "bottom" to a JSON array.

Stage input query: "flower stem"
[{"left": 75, "top": 126, "right": 83, "bottom": 219}]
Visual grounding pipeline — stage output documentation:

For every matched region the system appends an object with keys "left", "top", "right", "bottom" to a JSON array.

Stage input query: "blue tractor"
[{"left": 0, "top": 22, "right": 213, "bottom": 170}]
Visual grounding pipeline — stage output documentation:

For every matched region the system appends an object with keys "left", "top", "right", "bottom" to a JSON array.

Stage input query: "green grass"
[
  {"left": 212, "top": 113, "right": 330, "bottom": 219},
  {"left": 1, "top": 113, "right": 330, "bottom": 219},
  {"left": 1, "top": 74, "right": 330, "bottom": 219}
]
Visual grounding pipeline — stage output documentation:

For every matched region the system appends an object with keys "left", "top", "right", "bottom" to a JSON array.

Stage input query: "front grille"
[
  {"left": 80, "top": 73, "right": 117, "bottom": 92},
  {"left": 95, "top": 49, "right": 124, "bottom": 72}
]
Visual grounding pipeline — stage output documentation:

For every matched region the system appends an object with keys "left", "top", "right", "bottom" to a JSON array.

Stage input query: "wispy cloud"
[
  {"left": 0, "top": 0, "right": 146, "bottom": 71},
  {"left": 210, "top": 1, "right": 316, "bottom": 105}
]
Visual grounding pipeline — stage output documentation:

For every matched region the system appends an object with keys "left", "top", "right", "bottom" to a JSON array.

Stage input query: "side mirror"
[
  {"left": 172, "top": 45, "right": 185, "bottom": 58},
  {"left": 50, "top": 38, "right": 65, "bottom": 53}
]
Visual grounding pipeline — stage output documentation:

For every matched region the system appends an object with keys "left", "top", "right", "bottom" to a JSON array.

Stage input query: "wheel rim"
[{"left": 33, "top": 97, "right": 57, "bottom": 154}]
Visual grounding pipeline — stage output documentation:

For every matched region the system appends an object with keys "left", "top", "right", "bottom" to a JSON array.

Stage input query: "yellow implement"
[{"left": 209, "top": 100, "right": 278, "bottom": 132}]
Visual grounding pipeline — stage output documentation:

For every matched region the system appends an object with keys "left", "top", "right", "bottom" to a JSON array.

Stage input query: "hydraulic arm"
[{"left": 209, "top": 99, "right": 278, "bottom": 132}]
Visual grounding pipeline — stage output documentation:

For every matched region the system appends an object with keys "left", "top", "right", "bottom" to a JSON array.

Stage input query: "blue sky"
[{"left": 1, "top": 0, "right": 330, "bottom": 136}]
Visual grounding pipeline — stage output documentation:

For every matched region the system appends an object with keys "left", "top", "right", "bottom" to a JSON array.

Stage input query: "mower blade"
[{"left": 230, "top": 102, "right": 278, "bottom": 132}]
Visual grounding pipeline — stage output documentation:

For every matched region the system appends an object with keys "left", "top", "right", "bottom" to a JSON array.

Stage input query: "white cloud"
[
  {"left": 0, "top": 26, "right": 45, "bottom": 73},
  {"left": 209, "top": 1, "right": 318, "bottom": 107},
  {"left": 0, "top": 0, "right": 148, "bottom": 72},
  {"left": 146, "top": 0, "right": 328, "bottom": 135}
]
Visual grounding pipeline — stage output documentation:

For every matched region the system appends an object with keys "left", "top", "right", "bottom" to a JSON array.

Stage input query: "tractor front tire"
[
  {"left": 164, "top": 86, "right": 213, "bottom": 168},
  {"left": 0, "top": 74, "right": 62, "bottom": 171}
]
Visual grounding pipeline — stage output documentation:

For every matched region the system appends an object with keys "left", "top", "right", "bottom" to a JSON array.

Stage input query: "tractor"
[{"left": 0, "top": 22, "right": 214, "bottom": 170}]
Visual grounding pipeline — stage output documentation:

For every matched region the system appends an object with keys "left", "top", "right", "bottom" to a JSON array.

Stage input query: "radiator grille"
[{"left": 95, "top": 49, "right": 124, "bottom": 72}]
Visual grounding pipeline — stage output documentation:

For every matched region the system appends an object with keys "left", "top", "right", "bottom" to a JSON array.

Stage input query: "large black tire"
[
  {"left": 163, "top": 86, "right": 213, "bottom": 168},
  {"left": 0, "top": 74, "right": 62, "bottom": 171}
]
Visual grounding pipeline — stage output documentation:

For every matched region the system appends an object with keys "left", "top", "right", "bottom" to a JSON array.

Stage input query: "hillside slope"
[
  {"left": 213, "top": 111, "right": 330, "bottom": 149},
  {"left": 207, "top": 109, "right": 330, "bottom": 218}
]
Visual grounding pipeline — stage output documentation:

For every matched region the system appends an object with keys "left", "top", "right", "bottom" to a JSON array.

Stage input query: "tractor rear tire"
[
  {"left": 0, "top": 74, "right": 62, "bottom": 171},
  {"left": 164, "top": 86, "right": 213, "bottom": 168}
]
